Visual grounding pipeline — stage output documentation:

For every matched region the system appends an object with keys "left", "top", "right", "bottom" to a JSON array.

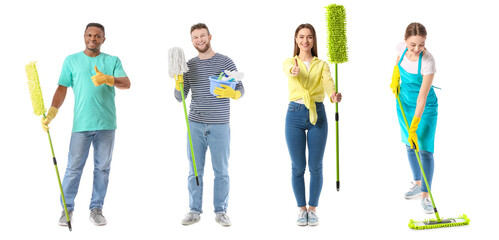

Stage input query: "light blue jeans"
[
  {"left": 61, "top": 130, "right": 115, "bottom": 211},
  {"left": 406, "top": 145, "right": 434, "bottom": 193},
  {"left": 187, "top": 121, "right": 230, "bottom": 214}
]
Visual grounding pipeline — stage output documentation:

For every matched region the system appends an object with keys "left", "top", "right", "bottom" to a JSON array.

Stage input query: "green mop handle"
[
  {"left": 335, "top": 63, "right": 340, "bottom": 191},
  {"left": 396, "top": 95, "right": 441, "bottom": 222},
  {"left": 44, "top": 113, "right": 72, "bottom": 231},
  {"left": 179, "top": 79, "right": 199, "bottom": 186}
]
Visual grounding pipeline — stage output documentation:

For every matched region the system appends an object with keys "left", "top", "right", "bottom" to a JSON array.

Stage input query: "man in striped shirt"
[{"left": 175, "top": 23, "right": 244, "bottom": 227}]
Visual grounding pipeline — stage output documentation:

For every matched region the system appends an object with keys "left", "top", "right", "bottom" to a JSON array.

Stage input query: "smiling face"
[
  {"left": 191, "top": 28, "right": 211, "bottom": 53},
  {"left": 295, "top": 28, "right": 314, "bottom": 54},
  {"left": 84, "top": 26, "right": 105, "bottom": 53},
  {"left": 405, "top": 35, "right": 426, "bottom": 56}
]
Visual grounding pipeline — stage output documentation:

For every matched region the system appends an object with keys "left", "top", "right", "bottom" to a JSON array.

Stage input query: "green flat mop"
[
  {"left": 326, "top": 4, "right": 348, "bottom": 191},
  {"left": 394, "top": 70, "right": 469, "bottom": 229},
  {"left": 168, "top": 47, "right": 199, "bottom": 186},
  {"left": 25, "top": 62, "right": 72, "bottom": 231}
]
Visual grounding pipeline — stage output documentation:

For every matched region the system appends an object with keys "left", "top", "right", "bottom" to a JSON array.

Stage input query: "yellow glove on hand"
[
  {"left": 91, "top": 66, "right": 114, "bottom": 86},
  {"left": 175, "top": 75, "right": 184, "bottom": 91},
  {"left": 390, "top": 65, "right": 400, "bottom": 95},
  {"left": 214, "top": 84, "right": 241, "bottom": 100},
  {"left": 408, "top": 117, "right": 421, "bottom": 150},
  {"left": 41, "top": 106, "right": 58, "bottom": 132}
]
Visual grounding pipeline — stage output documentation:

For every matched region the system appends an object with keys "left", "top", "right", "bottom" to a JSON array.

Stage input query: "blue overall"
[{"left": 396, "top": 48, "right": 438, "bottom": 153}]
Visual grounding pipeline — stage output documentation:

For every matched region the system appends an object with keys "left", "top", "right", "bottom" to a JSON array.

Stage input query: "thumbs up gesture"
[
  {"left": 91, "top": 66, "right": 115, "bottom": 86},
  {"left": 291, "top": 58, "right": 300, "bottom": 77}
]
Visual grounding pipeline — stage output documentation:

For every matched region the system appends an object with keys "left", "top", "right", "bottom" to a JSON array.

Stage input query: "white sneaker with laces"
[
  {"left": 296, "top": 210, "right": 307, "bottom": 226},
  {"left": 215, "top": 213, "right": 232, "bottom": 227},
  {"left": 421, "top": 197, "right": 435, "bottom": 214},
  {"left": 181, "top": 212, "right": 201, "bottom": 225},
  {"left": 404, "top": 181, "right": 422, "bottom": 199}
]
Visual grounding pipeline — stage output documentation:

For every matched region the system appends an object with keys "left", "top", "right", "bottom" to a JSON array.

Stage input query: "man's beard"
[{"left": 195, "top": 42, "right": 211, "bottom": 53}]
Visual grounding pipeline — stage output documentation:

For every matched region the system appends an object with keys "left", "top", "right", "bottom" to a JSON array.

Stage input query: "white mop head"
[{"left": 168, "top": 47, "right": 189, "bottom": 78}]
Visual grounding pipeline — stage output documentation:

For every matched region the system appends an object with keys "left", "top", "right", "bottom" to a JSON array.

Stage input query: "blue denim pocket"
[{"left": 287, "top": 102, "right": 302, "bottom": 112}]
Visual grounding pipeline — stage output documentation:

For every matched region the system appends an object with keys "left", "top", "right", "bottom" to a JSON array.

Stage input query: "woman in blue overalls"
[{"left": 391, "top": 22, "right": 438, "bottom": 214}]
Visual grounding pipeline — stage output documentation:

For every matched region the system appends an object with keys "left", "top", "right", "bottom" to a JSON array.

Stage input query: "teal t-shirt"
[{"left": 58, "top": 52, "right": 127, "bottom": 132}]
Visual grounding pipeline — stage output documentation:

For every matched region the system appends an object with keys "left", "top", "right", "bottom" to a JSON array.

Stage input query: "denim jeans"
[
  {"left": 187, "top": 121, "right": 230, "bottom": 214},
  {"left": 61, "top": 130, "right": 115, "bottom": 211},
  {"left": 406, "top": 145, "right": 434, "bottom": 193},
  {"left": 285, "top": 102, "right": 327, "bottom": 207}
]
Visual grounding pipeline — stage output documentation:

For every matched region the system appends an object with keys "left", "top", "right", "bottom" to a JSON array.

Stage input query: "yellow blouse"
[{"left": 283, "top": 56, "right": 335, "bottom": 125}]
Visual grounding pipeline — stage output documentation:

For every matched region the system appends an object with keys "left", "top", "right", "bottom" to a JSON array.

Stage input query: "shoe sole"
[
  {"left": 181, "top": 219, "right": 200, "bottom": 225},
  {"left": 424, "top": 209, "right": 435, "bottom": 214},
  {"left": 296, "top": 222, "right": 307, "bottom": 226},
  {"left": 308, "top": 222, "right": 319, "bottom": 226},
  {"left": 217, "top": 222, "right": 231, "bottom": 227},
  {"left": 404, "top": 192, "right": 422, "bottom": 199}
]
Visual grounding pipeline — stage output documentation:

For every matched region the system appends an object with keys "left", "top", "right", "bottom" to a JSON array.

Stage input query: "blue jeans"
[
  {"left": 285, "top": 102, "right": 327, "bottom": 207},
  {"left": 406, "top": 145, "right": 434, "bottom": 193},
  {"left": 61, "top": 130, "right": 115, "bottom": 211},
  {"left": 187, "top": 121, "right": 230, "bottom": 214}
]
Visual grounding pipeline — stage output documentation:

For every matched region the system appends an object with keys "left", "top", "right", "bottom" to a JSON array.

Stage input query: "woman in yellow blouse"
[{"left": 283, "top": 23, "right": 342, "bottom": 226}]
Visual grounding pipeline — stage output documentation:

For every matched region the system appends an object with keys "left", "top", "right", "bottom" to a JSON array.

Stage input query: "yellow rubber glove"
[
  {"left": 214, "top": 85, "right": 241, "bottom": 100},
  {"left": 175, "top": 75, "right": 184, "bottom": 91},
  {"left": 390, "top": 65, "right": 400, "bottom": 95},
  {"left": 408, "top": 117, "right": 421, "bottom": 150},
  {"left": 91, "top": 66, "right": 114, "bottom": 86},
  {"left": 41, "top": 106, "right": 58, "bottom": 132}
]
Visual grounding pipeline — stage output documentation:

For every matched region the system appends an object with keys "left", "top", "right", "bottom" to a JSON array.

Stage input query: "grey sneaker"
[
  {"left": 58, "top": 211, "right": 73, "bottom": 226},
  {"left": 421, "top": 197, "right": 434, "bottom": 214},
  {"left": 307, "top": 211, "right": 319, "bottom": 226},
  {"left": 215, "top": 213, "right": 232, "bottom": 227},
  {"left": 181, "top": 212, "right": 201, "bottom": 225},
  {"left": 89, "top": 208, "right": 107, "bottom": 226},
  {"left": 296, "top": 210, "right": 307, "bottom": 226},
  {"left": 404, "top": 181, "right": 422, "bottom": 199}
]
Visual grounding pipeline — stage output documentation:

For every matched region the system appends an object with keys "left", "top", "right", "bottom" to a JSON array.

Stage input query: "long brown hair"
[
  {"left": 294, "top": 24, "right": 318, "bottom": 57},
  {"left": 404, "top": 22, "right": 427, "bottom": 39}
]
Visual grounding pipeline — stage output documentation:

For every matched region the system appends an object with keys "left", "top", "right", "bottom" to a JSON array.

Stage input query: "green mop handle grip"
[
  {"left": 44, "top": 114, "right": 72, "bottom": 231},
  {"left": 396, "top": 95, "right": 441, "bottom": 221},
  {"left": 179, "top": 81, "right": 199, "bottom": 186}
]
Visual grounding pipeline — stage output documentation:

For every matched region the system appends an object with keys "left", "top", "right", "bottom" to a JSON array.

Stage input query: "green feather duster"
[
  {"left": 26, "top": 61, "right": 46, "bottom": 116},
  {"left": 326, "top": 4, "right": 348, "bottom": 64}
]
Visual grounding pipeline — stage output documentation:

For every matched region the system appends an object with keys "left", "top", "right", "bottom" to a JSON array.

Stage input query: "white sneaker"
[
  {"left": 404, "top": 181, "right": 422, "bottom": 199},
  {"left": 421, "top": 197, "right": 434, "bottom": 214},
  {"left": 307, "top": 211, "right": 319, "bottom": 226},
  {"left": 215, "top": 213, "right": 231, "bottom": 227},
  {"left": 181, "top": 212, "right": 201, "bottom": 225},
  {"left": 296, "top": 210, "right": 307, "bottom": 226}
]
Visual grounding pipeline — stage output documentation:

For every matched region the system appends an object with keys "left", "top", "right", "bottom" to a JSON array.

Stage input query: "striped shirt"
[{"left": 174, "top": 53, "right": 244, "bottom": 124}]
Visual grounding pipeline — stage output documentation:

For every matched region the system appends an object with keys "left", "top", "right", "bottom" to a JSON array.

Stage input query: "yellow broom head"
[{"left": 25, "top": 61, "right": 46, "bottom": 116}]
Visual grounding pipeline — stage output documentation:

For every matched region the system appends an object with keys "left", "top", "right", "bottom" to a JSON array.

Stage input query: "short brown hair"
[
  {"left": 293, "top": 24, "right": 318, "bottom": 57},
  {"left": 190, "top": 23, "right": 210, "bottom": 35},
  {"left": 405, "top": 22, "right": 427, "bottom": 39}
]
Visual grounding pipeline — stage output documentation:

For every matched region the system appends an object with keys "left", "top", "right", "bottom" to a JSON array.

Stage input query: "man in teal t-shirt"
[{"left": 42, "top": 23, "right": 131, "bottom": 226}]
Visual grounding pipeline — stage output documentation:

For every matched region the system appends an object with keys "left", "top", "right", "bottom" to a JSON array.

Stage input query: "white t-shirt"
[
  {"left": 396, "top": 42, "right": 436, "bottom": 76},
  {"left": 303, "top": 61, "right": 310, "bottom": 71}
]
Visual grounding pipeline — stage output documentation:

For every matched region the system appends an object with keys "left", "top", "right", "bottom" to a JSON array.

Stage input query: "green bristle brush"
[
  {"left": 26, "top": 62, "right": 72, "bottom": 231},
  {"left": 326, "top": 4, "right": 348, "bottom": 191}
]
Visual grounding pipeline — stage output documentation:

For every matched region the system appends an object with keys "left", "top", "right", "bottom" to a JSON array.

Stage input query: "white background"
[{"left": 1, "top": 0, "right": 497, "bottom": 239}]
